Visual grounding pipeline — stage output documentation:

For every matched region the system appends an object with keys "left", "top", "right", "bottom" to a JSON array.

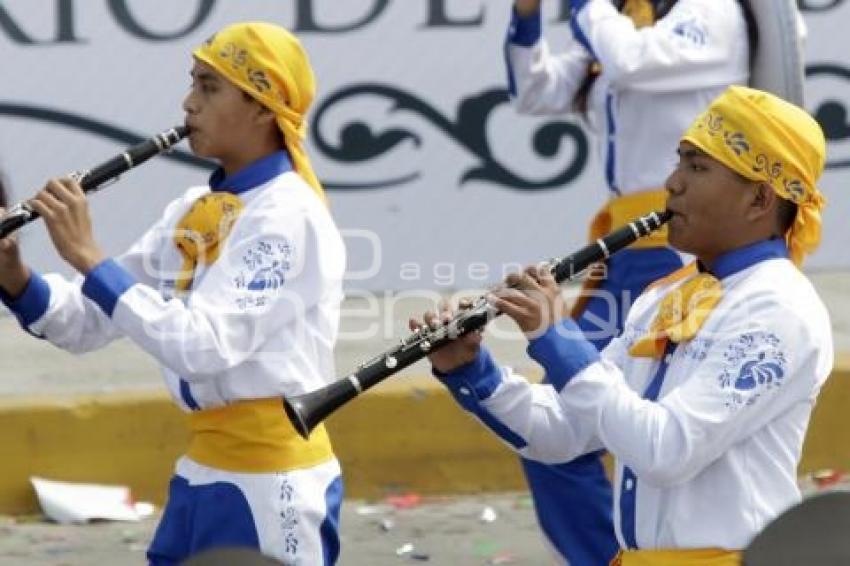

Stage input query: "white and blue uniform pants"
[{"left": 147, "top": 456, "right": 343, "bottom": 565}]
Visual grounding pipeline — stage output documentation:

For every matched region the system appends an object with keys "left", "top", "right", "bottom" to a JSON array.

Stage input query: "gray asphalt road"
[
  {"left": 3, "top": 477, "right": 847, "bottom": 565},
  {"left": 0, "top": 493, "right": 554, "bottom": 566}
]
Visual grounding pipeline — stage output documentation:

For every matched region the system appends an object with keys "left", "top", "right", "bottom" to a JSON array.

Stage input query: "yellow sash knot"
[
  {"left": 629, "top": 270, "right": 723, "bottom": 359},
  {"left": 173, "top": 192, "right": 245, "bottom": 292}
]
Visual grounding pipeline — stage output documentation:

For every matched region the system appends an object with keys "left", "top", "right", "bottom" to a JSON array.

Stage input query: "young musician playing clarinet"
[
  {"left": 0, "top": 23, "right": 346, "bottom": 565},
  {"left": 415, "top": 86, "right": 833, "bottom": 565},
  {"left": 504, "top": 0, "right": 758, "bottom": 561}
]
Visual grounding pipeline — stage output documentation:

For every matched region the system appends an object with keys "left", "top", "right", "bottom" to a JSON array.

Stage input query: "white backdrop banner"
[{"left": 1, "top": 1, "right": 847, "bottom": 291}]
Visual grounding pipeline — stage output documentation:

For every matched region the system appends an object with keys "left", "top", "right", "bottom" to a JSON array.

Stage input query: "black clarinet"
[
  {"left": 0, "top": 125, "right": 188, "bottom": 239},
  {"left": 284, "top": 209, "right": 673, "bottom": 438}
]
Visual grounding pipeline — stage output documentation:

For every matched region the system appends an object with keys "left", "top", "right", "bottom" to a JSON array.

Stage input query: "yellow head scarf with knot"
[
  {"left": 193, "top": 22, "right": 325, "bottom": 202},
  {"left": 681, "top": 85, "right": 827, "bottom": 267}
]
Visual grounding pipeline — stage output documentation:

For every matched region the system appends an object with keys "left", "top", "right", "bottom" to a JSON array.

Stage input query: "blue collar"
[
  {"left": 700, "top": 238, "right": 789, "bottom": 280},
  {"left": 208, "top": 150, "right": 293, "bottom": 194}
]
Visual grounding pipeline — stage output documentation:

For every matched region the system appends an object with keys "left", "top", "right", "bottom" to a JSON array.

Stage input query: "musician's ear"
[
  {"left": 749, "top": 181, "right": 776, "bottom": 214},
  {"left": 743, "top": 181, "right": 782, "bottom": 233},
  {"left": 242, "top": 91, "right": 276, "bottom": 124},
  {"left": 253, "top": 103, "right": 277, "bottom": 127}
]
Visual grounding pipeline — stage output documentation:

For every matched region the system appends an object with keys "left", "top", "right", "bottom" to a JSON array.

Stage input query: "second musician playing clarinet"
[
  {"left": 0, "top": 23, "right": 346, "bottom": 565},
  {"left": 413, "top": 87, "right": 833, "bottom": 564}
]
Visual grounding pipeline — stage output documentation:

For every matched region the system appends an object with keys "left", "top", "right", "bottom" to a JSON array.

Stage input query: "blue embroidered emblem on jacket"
[
  {"left": 247, "top": 261, "right": 288, "bottom": 291},
  {"left": 672, "top": 19, "right": 707, "bottom": 46},
  {"left": 718, "top": 332, "right": 787, "bottom": 409},
  {"left": 233, "top": 238, "right": 294, "bottom": 310},
  {"left": 733, "top": 352, "right": 785, "bottom": 391}
]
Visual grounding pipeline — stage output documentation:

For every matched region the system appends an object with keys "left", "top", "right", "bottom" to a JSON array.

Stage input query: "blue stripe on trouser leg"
[
  {"left": 147, "top": 476, "right": 192, "bottom": 565},
  {"left": 520, "top": 247, "right": 683, "bottom": 564},
  {"left": 521, "top": 452, "right": 617, "bottom": 565},
  {"left": 320, "top": 475, "right": 344, "bottom": 566},
  {"left": 147, "top": 475, "right": 260, "bottom": 565},
  {"left": 575, "top": 248, "right": 684, "bottom": 351}
]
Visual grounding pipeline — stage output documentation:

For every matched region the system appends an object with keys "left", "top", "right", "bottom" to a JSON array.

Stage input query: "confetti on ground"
[
  {"left": 386, "top": 493, "right": 422, "bottom": 510},
  {"left": 479, "top": 506, "right": 498, "bottom": 523}
]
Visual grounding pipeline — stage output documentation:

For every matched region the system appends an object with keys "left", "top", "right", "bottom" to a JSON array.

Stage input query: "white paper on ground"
[{"left": 30, "top": 476, "right": 154, "bottom": 524}]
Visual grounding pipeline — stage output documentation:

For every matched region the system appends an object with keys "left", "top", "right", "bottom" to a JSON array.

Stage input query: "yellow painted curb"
[
  {"left": 0, "top": 392, "right": 189, "bottom": 516},
  {"left": 2, "top": 358, "right": 849, "bottom": 515}
]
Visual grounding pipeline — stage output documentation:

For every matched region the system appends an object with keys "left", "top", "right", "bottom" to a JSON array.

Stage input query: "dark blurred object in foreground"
[{"left": 744, "top": 492, "right": 850, "bottom": 566}]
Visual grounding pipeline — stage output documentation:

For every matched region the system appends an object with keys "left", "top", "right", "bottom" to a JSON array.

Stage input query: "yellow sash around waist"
[
  {"left": 571, "top": 189, "right": 669, "bottom": 317},
  {"left": 187, "top": 397, "right": 334, "bottom": 473},
  {"left": 611, "top": 548, "right": 741, "bottom": 566},
  {"left": 588, "top": 189, "right": 669, "bottom": 247}
]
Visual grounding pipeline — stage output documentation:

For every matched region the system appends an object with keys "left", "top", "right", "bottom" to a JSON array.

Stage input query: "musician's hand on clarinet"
[
  {"left": 29, "top": 177, "right": 106, "bottom": 274},
  {"left": 489, "top": 264, "right": 568, "bottom": 337},
  {"left": 408, "top": 300, "right": 482, "bottom": 374},
  {"left": 0, "top": 207, "right": 30, "bottom": 298}
]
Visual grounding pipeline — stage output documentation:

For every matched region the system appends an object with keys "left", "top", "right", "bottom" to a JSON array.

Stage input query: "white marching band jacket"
[
  {"left": 437, "top": 244, "right": 833, "bottom": 550},
  {"left": 16, "top": 171, "right": 346, "bottom": 412}
]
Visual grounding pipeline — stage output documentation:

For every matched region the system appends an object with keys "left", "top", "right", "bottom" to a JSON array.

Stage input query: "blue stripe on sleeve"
[
  {"left": 508, "top": 8, "right": 542, "bottom": 47},
  {"left": 472, "top": 408, "right": 528, "bottom": 450},
  {"left": 0, "top": 271, "right": 51, "bottom": 329},
  {"left": 81, "top": 259, "right": 137, "bottom": 317},
  {"left": 435, "top": 347, "right": 528, "bottom": 449},
  {"left": 434, "top": 347, "right": 503, "bottom": 401},
  {"left": 526, "top": 318, "right": 600, "bottom": 392},
  {"left": 569, "top": 1, "right": 597, "bottom": 58},
  {"left": 504, "top": 8, "right": 543, "bottom": 97}
]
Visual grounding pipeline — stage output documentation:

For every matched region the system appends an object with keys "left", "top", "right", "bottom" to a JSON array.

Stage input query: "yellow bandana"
[
  {"left": 193, "top": 22, "right": 325, "bottom": 202},
  {"left": 622, "top": 0, "right": 656, "bottom": 28},
  {"left": 629, "top": 266, "right": 721, "bottom": 359},
  {"left": 173, "top": 193, "right": 245, "bottom": 292},
  {"left": 682, "top": 86, "right": 827, "bottom": 267}
]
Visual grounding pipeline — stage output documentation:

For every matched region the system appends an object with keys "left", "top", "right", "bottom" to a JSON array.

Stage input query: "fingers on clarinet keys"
[
  {"left": 505, "top": 271, "right": 532, "bottom": 291},
  {"left": 457, "top": 297, "right": 484, "bottom": 335},
  {"left": 407, "top": 318, "right": 422, "bottom": 333},
  {"left": 424, "top": 310, "right": 441, "bottom": 329},
  {"left": 0, "top": 207, "right": 12, "bottom": 248}
]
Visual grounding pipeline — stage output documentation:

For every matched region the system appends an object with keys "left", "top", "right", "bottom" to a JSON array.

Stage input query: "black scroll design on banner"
[
  {"left": 312, "top": 83, "right": 588, "bottom": 191},
  {"left": 806, "top": 64, "right": 850, "bottom": 169},
  {"left": 0, "top": 102, "right": 214, "bottom": 171},
  {"left": 798, "top": 0, "right": 846, "bottom": 12}
]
